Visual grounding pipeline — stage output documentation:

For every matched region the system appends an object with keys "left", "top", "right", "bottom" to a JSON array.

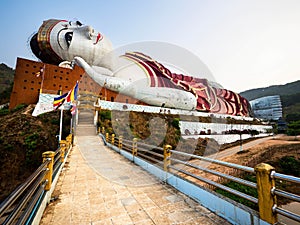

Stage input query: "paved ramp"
[
  {"left": 40, "top": 114, "right": 230, "bottom": 224},
  {"left": 78, "top": 109, "right": 94, "bottom": 125}
]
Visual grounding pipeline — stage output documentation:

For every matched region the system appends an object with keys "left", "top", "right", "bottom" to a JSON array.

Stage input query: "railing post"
[
  {"left": 132, "top": 138, "right": 138, "bottom": 156},
  {"left": 163, "top": 145, "right": 172, "bottom": 171},
  {"left": 106, "top": 133, "right": 109, "bottom": 142},
  {"left": 102, "top": 127, "right": 105, "bottom": 134},
  {"left": 255, "top": 163, "right": 278, "bottom": 224},
  {"left": 119, "top": 135, "right": 123, "bottom": 149},
  {"left": 66, "top": 134, "right": 73, "bottom": 145},
  {"left": 111, "top": 134, "right": 115, "bottom": 145},
  {"left": 42, "top": 151, "right": 55, "bottom": 191},
  {"left": 59, "top": 140, "right": 67, "bottom": 162}
]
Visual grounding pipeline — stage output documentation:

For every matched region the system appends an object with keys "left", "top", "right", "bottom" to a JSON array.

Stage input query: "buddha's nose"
[{"left": 80, "top": 25, "right": 95, "bottom": 39}]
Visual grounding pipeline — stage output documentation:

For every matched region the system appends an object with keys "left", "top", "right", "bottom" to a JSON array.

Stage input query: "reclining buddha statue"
[{"left": 30, "top": 19, "right": 251, "bottom": 117}]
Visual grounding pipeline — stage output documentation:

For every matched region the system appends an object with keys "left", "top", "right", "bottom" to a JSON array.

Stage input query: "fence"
[
  {"left": 102, "top": 129, "right": 300, "bottom": 225},
  {"left": 0, "top": 134, "right": 73, "bottom": 225}
]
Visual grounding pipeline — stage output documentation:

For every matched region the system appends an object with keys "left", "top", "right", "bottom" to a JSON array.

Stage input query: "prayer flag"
[
  {"left": 32, "top": 93, "right": 57, "bottom": 116},
  {"left": 70, "top": 103, "right": 76, "bottom": 115},
  {"left": 35, "top": 68, "right": 44, "bottom": 77},
  {"left": 53, "top": 92, "right": 68, "bottom": 110},
  {"left": 66, "top": 81, "right": 79, "bottom": 102}
]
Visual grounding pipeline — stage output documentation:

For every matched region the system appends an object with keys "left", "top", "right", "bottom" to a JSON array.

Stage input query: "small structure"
[{"left": 250, "top": 95, "right": 282, "bottom": 121}]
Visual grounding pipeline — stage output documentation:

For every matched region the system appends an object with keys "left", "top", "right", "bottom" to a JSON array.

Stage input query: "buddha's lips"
[{"left": 94, "top": 33, "right": 102, "bottom": 45}]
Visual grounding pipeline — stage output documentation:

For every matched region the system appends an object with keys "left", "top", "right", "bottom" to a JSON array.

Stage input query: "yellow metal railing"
[
  {"left": 99, "top": 127, "right": 300, "bottom": 224},
  {"left": 0, "top": 133, "right": 73, "bottom": 224}
]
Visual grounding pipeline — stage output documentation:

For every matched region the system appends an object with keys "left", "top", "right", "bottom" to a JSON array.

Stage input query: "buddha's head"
[{"left": 30, "top": 19, "right": 113, "bottom": 69}]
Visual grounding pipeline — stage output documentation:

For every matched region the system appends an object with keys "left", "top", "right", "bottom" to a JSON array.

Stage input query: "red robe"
[{"left": 123, "top": 52, "right": 251, "bottom": 117}]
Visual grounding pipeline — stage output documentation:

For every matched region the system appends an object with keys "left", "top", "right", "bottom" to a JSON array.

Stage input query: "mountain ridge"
[{"left": 240, "top": 80, "right": 300, "bottom": 101}]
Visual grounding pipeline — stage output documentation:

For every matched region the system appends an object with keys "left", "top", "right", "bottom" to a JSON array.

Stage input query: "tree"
[{"left": 287, "top": 120, "right": 300, "bottom": 136}]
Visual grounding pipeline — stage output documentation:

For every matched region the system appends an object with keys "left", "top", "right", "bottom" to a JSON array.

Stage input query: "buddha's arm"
[
  {"left": 73, "top": 56, "right": 130, "bottom": 92},
  {"left": 73, "top": 56, "right": 197, "bottom": 110}
]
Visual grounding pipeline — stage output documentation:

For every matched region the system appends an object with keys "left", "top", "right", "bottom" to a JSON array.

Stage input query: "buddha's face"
[{"left": 30, "top": 19, "right": 113, "bottom": 68}]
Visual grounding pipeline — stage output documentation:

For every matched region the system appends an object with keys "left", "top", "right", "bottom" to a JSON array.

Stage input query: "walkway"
[{"left": 39, "top": 124, "right": 231, "bottom": 224}]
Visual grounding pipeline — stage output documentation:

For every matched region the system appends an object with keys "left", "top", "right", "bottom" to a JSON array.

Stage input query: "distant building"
[{"left": 250, "top": 95, "right": 282, "bottom": 121}]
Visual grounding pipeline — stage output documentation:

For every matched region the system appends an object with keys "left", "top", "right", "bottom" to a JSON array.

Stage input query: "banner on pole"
[{"left": 32, "top": 93, "right": 71, "bottom": 117}]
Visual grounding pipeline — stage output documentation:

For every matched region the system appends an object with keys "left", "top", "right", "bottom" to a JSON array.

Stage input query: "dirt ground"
[
  {"left": 221, "top": 135, "right": 300, "bottom": 166},
  {"left": 174, "top": 135, "right": 300, "bottom": 204}
]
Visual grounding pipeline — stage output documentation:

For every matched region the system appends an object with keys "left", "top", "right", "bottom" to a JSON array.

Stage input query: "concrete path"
[{"left": 39, "top": 123, "right": 231, "bottom": 225}]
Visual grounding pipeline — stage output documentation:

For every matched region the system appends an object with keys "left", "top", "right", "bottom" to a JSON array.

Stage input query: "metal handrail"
[
  {"left": 272, "top": 188, "right": 300, "bottom": 203},
  {"left": 0, "top": 134, "right": 72, "bottom": 225},
  {"left": 103, "top": 134, "right": 300, "bottom": 224},
  {"left": 122, "top": 146, "right": 131, "bottom": 152},
  {"left": 137, "top": 141, "right": 164, "bottom": 151},
  {"left": 16, "top": 183, "right": 46, "bottom": 225},
  {"left": 0, "top": 159, "right": 50, "bottom": 218},
  {"left": 54, "top": 152, "right": 61, "bottom": 165},
  {"left": 270, "top": 171, "right": 300, "bottom": 223},
  {"left": 170, "top": 150, "right": 255, "bottom": 173},
  {"left": 272, "top": 171, "right": 300, "bottom": 184},
  {"left": 2, "top": 170, "right": 47, "bottom": 225},
  {"left": 122, "top": 139, "right": 133, "bottom": 144},
  {"left": 138, "top": 147, "right": 164, "bottom": 159},
  {"left": 273, "top": 205, "right": 300, "bottom": 223},
  {"left": 137, "top": 152, "right": 163, "bottom": 164},
  {"left": 55, "top": 147, "right": 61, "bottom": 155},
  {"left": 122, "top": 141, "right": 132, "bottom": 147},
  {"left": 169, "top": 165, "right": 258, "bottom": 203},
  {"left": 121, "top": 142, "right": 132, "bottom": 152},
  {"left": 171, "top": 158, "right": 257, "bottom": 189},
  {"left": 115, "top": 136, "right": 258, "bottom": 204}
]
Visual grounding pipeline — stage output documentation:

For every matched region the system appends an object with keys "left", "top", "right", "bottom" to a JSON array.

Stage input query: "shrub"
[
  {"left": 0, "top": 108, "right": 9, "bottom": 116},
  {"left": 11, "top": 104, "right": 27, "bottom": 112}
]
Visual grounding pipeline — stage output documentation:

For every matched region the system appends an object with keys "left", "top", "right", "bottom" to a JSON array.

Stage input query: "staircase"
[{"left": 76, "top": 109, "right": 96, "bottom": 136}]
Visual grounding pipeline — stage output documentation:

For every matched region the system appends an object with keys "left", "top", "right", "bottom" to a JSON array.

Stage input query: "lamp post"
[
  {"left": 239, "top": 122, "right": 243, "bottom": 153},
  {"left": 239, "top": 131, "right": 243, "bottom": 152}
]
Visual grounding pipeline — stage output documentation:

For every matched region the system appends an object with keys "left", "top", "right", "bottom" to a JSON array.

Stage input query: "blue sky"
[{"left": 1, "top": 0, "right": 300, "bottom": 92}]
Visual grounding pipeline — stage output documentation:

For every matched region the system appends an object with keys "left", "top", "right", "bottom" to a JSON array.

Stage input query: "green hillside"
[
  {"left": 0, "top": 63, "right": 14, "bottom": 104},
  {"left": 240, "top": 80, "right": 300, "bottom": 101},
  {"left": 240, "top": 80, "right": 300, "bottom": 119},
  {"left": 0, "top": 63, "right": 14, "bottom": 92}
]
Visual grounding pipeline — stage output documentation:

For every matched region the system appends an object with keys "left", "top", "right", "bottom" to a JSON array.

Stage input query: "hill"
[
  {"left": 0, "top": 104, "right": 72, "bottom": 202},
  {"left": 240, "top": 80, "right": 300, "bottom": 118},
  {"left": 0, "top": 63, "right": 14, "bottom": 105},
  {"left": 240, "top": 80, "right": 300, "bottom": 101}
]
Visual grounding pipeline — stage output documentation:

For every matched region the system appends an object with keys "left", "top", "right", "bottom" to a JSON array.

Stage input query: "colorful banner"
[{"left": 32, "top": 93, "right": 71, "bottom": 116}]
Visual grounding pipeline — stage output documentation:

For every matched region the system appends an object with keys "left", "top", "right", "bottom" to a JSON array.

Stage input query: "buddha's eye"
[
  {"left": 89, "top": 29, "right": 95, "bottom": 39},
  {"left": 65, "top": 32, "right": 73, "bottom": 47},
  {"left": 76, "top": 21, "right": 82, "bottom": 26}
]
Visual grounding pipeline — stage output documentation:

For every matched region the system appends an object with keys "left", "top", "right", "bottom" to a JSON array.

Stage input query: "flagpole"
[
  {"left": 40, "top": 64, "right": 45, "bottom": 93},
  {"left": 59, "top": 107, "right": 63, "bottom": 142},
  {"left": 70, "top": 117, "right": 73, "bottom": 134}
]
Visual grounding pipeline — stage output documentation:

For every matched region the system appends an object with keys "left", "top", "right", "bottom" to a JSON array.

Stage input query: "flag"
[
  {"left": 35, "top": 67, "right": 44, "bottom": 77},
  {"left": 53, "top": 92, "right": 68, "bottom": 110},
  {"left": 70, "top": 103, "right": 76, "bottom": 115},
  {"left": 66, "top": 81, "right": 78, "bottom": 103},
  {"left": 35, "top": 71, "right": 41, "bottom": 77},
  {"left": 33, "top": 93, "right": 58, "bottom": 116}
]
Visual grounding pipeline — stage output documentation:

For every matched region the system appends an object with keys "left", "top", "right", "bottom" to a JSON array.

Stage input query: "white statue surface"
[{"left": 30, "top": 19, "right": 251, "bottom": 116}]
